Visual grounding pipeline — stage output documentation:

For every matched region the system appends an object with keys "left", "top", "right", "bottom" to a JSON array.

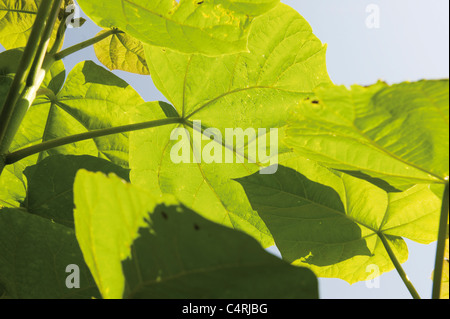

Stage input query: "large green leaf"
[
  {"left": 94, "top": 29, "right": 149, "bottom": 75},
  {"left": 236, "top": 156, "right": 441, "bottom": 283},
  {"left": 77, "top": 0, "right": 280, "bottom": 56},
  {"left": 0, "top": 154, "right": 130, "bottom": 298},
  {"left": 74, "top": 170, "right": 318, "bottom": 299},
  {"left": 284, "top": 80, "right": 449, "bottom": 190},
  {"left": 23, "top": 154, "right": 130, "bottom": 227},
  {"left": 0, "top": 0, "right": 64, "bottom": 50},
  {"left": 0, "top": 48, "right": 65, "bottom": 207},
  {"left": 33, "top": 60, "right": 146, "bottom": 167},
  {"left": 130, "top": 4, "right": 330, "bottom": 247},
  {"left": 0, "top": 208, "right": 99, "bottom": 299},
  {"left": 1, "top": 59, "right": 144, "bottom": 208}
]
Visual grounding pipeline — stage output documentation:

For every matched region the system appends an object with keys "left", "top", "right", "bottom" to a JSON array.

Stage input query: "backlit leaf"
[
  {"left": 74, "top": 170, "right": 318, "bottom": 299},
  {"left": 94, "top": 29, "right": 149, "bottom": 75},
  {"left": 77, "top": 0, "right": 280, "bottom": 55},
  {"left": 284, "top": 80, "right": 449, "bottom": 190},
  {"left": 130, "top": 4, "right": 331, "bottom": 247},
  {"left": 23, "top": 154, "right": 129, "bottom": 227},
  {"left": 0, "top": 208, "right": 99, "bottom": 299},
  {"left": 236, "top": 156, "right": 441, "bottom": 283},
  {"left": 0, "top": 0, "right": 64, "bottom": 50}
]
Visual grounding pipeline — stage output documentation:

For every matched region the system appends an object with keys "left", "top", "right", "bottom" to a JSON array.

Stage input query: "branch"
[
  {"left": 432, "top": 182, "right": 449, "bottom": 299},
  {"left": 378, "top": 232, "right": 421, "bottom": 299},
  {"left": 0, "top": 0, "right": 57, "bottom": 153},
  {"left": 4, "top": 117, "right": 183, "bottom": 165},
  {"left": 53, "top": 28, "right": 123, "bottom": 60}
]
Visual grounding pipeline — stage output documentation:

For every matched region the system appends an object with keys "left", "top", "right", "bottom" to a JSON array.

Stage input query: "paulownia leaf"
[
  {"left": 284, "top": 80, "right": 449, "bottom": 190},
  {"left": 123, "top": 204, "right": 318, "bottom": 299},
  {"left": 74, "top": 170, "right": 318, "bottom": 299},
  {"left": 76, "top": 0, "right": 280, "bottom": 56},
  {"left": 1, "top": 59, "right": 144, "bottom": 208},
  {"left": 236, "top": 156, "right": 441, "bottom": 283},
  {"left": 11, "top": 60, "right": 145, "bottom": 171},
  {"left": 130, "top": 4, "right": 330, "bottom": 247},
  {"left": 94, "top": 29, "right": 149, "bottom": 75},
  {"left": 23, "top": 154, "right": 130, "bottom": 227},
  {"left": 0, "top": 48, "right": 65, "bottom": 207},
  {"left": 0, "top": 0, "right": 64, "bottom": 50},
  {"left": 0, "top": 208, "right": 99, "bottom": 299}
]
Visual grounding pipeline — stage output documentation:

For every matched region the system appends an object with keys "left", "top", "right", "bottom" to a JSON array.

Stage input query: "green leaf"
[
  {"left": 74, "top": 170, "right": 163, "bottom": 299},
  {"left": 284, "top": 80, "right": 449, "bottom": 190},
  {"left": 123, "top": 204, "right": 318, "bottom": 299},
  {"left": 0, "top": 48, "right": 22, "bottom": 114},
  {"left": 236, "top": 156, "right": 441, "bottom": 283},
  {"left": 77, "top": 0, "right": 280, "bottom": 56},
  {"left": 23, "top": 154, "right": 130, "bottom": 227},
  {"left": 94, "top": 29, "right": 149, "bottom": 75},
  {"left": 0, "top": 208, "right": 99, "bottom": 299},
  {"left": 130, "top": 4, "right": 330, "bottom": 247},
  {"left": 74, "top": 170, "right": 318, "bottom": 299},
  {"left": 0, "top": 0, "right": 64, "bottom": 50},
  {"left": 0, "top": 48, "right": 65, "bottom": 207},
  {"left": 17, "top": 60, "right": 145, "bottom": 168},
  {"left": 1, "top": 59, "right": 142, "bottom": 208}
]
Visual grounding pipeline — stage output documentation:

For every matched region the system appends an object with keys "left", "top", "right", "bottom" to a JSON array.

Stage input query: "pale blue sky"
[{"left": 1, "top": 0, "right": 448, "bottom": 299}]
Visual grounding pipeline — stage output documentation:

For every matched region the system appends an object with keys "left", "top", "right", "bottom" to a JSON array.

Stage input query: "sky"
[{"left": 1, "top": 0, "right": 449, "bottom": 299}]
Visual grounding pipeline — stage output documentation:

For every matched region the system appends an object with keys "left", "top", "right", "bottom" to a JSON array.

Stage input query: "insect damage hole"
[
  {"left": 161, "top": 211, "right": 168, "bottom": 220},
  {"left": 194, "top": 223, "right": 200, "bottom": 231}
]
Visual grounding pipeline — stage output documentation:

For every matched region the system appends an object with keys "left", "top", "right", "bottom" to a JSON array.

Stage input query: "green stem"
[
  {"left": 4, "top": 117, "right": 183, "bottom": 165},
  {"left": 0, "top": 154, "right": 5, "bottom": 176},
  {"left": 378, "top": 232, "right": 421, "bottom": 299},
  {"left": 0, "top": 0, "right": 63, "bottom": 156},
  {"left": 48, "top": 7, "right": 67, "bottom": 56},
  {"left": 432, "top": 182, "right": 449, "bottom": 299},
  {"left": 0, "top": 0, "right": 55, "bottom": 154},
  {"left": 53, "top": 29, "right": 123, "bottom": 61}
]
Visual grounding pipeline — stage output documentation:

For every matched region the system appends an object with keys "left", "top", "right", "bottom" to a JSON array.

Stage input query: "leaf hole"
[{"left": 161, "top": 211, "right": 168, "bottom": 220}]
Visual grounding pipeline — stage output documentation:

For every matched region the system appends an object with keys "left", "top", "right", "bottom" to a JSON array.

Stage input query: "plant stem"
[
  {"left": 432, "top": 182, "right": 449, "bottom": 299},
  {"left": 378, "top": 232, "right": 421, "bottom": 299},
  {"left": 53, "top": 29, "right": 123, "bottom": 61},
  {"left": 4, "top": 117, "right": 183, "bottom": 165},
  {"left": 0, "top": 0, "right": 63, "bottom": 156},
  {"left": 0, "top": 154, "right": 5, "bottom": 176},
  {"left": 0, "top": 0, "right": 55, "bottom": 154}
]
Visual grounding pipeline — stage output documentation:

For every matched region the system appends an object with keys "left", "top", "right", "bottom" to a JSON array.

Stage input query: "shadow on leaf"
[{"left": 235, "top": 165, "right": 372, "bottom": 267}]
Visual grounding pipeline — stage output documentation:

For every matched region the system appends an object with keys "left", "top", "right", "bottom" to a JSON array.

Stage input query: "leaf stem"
[
  {"left": 4, "top": 117, "right": 183, "bottom": 165},
  {"left": 53, "top": 28, "right": 123, "bottom": 61},
  {"left": 432, "top": 182, "right": 449, "bottom": 299},
  {"left": 0, "top": 0, "right": 56, "bottom": 154},
  {"left": 378, "top": 232, "right": 421, "bottom": 299},
  {"left": 0, "top": 0, "right": 63, "bottom": 157}
]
